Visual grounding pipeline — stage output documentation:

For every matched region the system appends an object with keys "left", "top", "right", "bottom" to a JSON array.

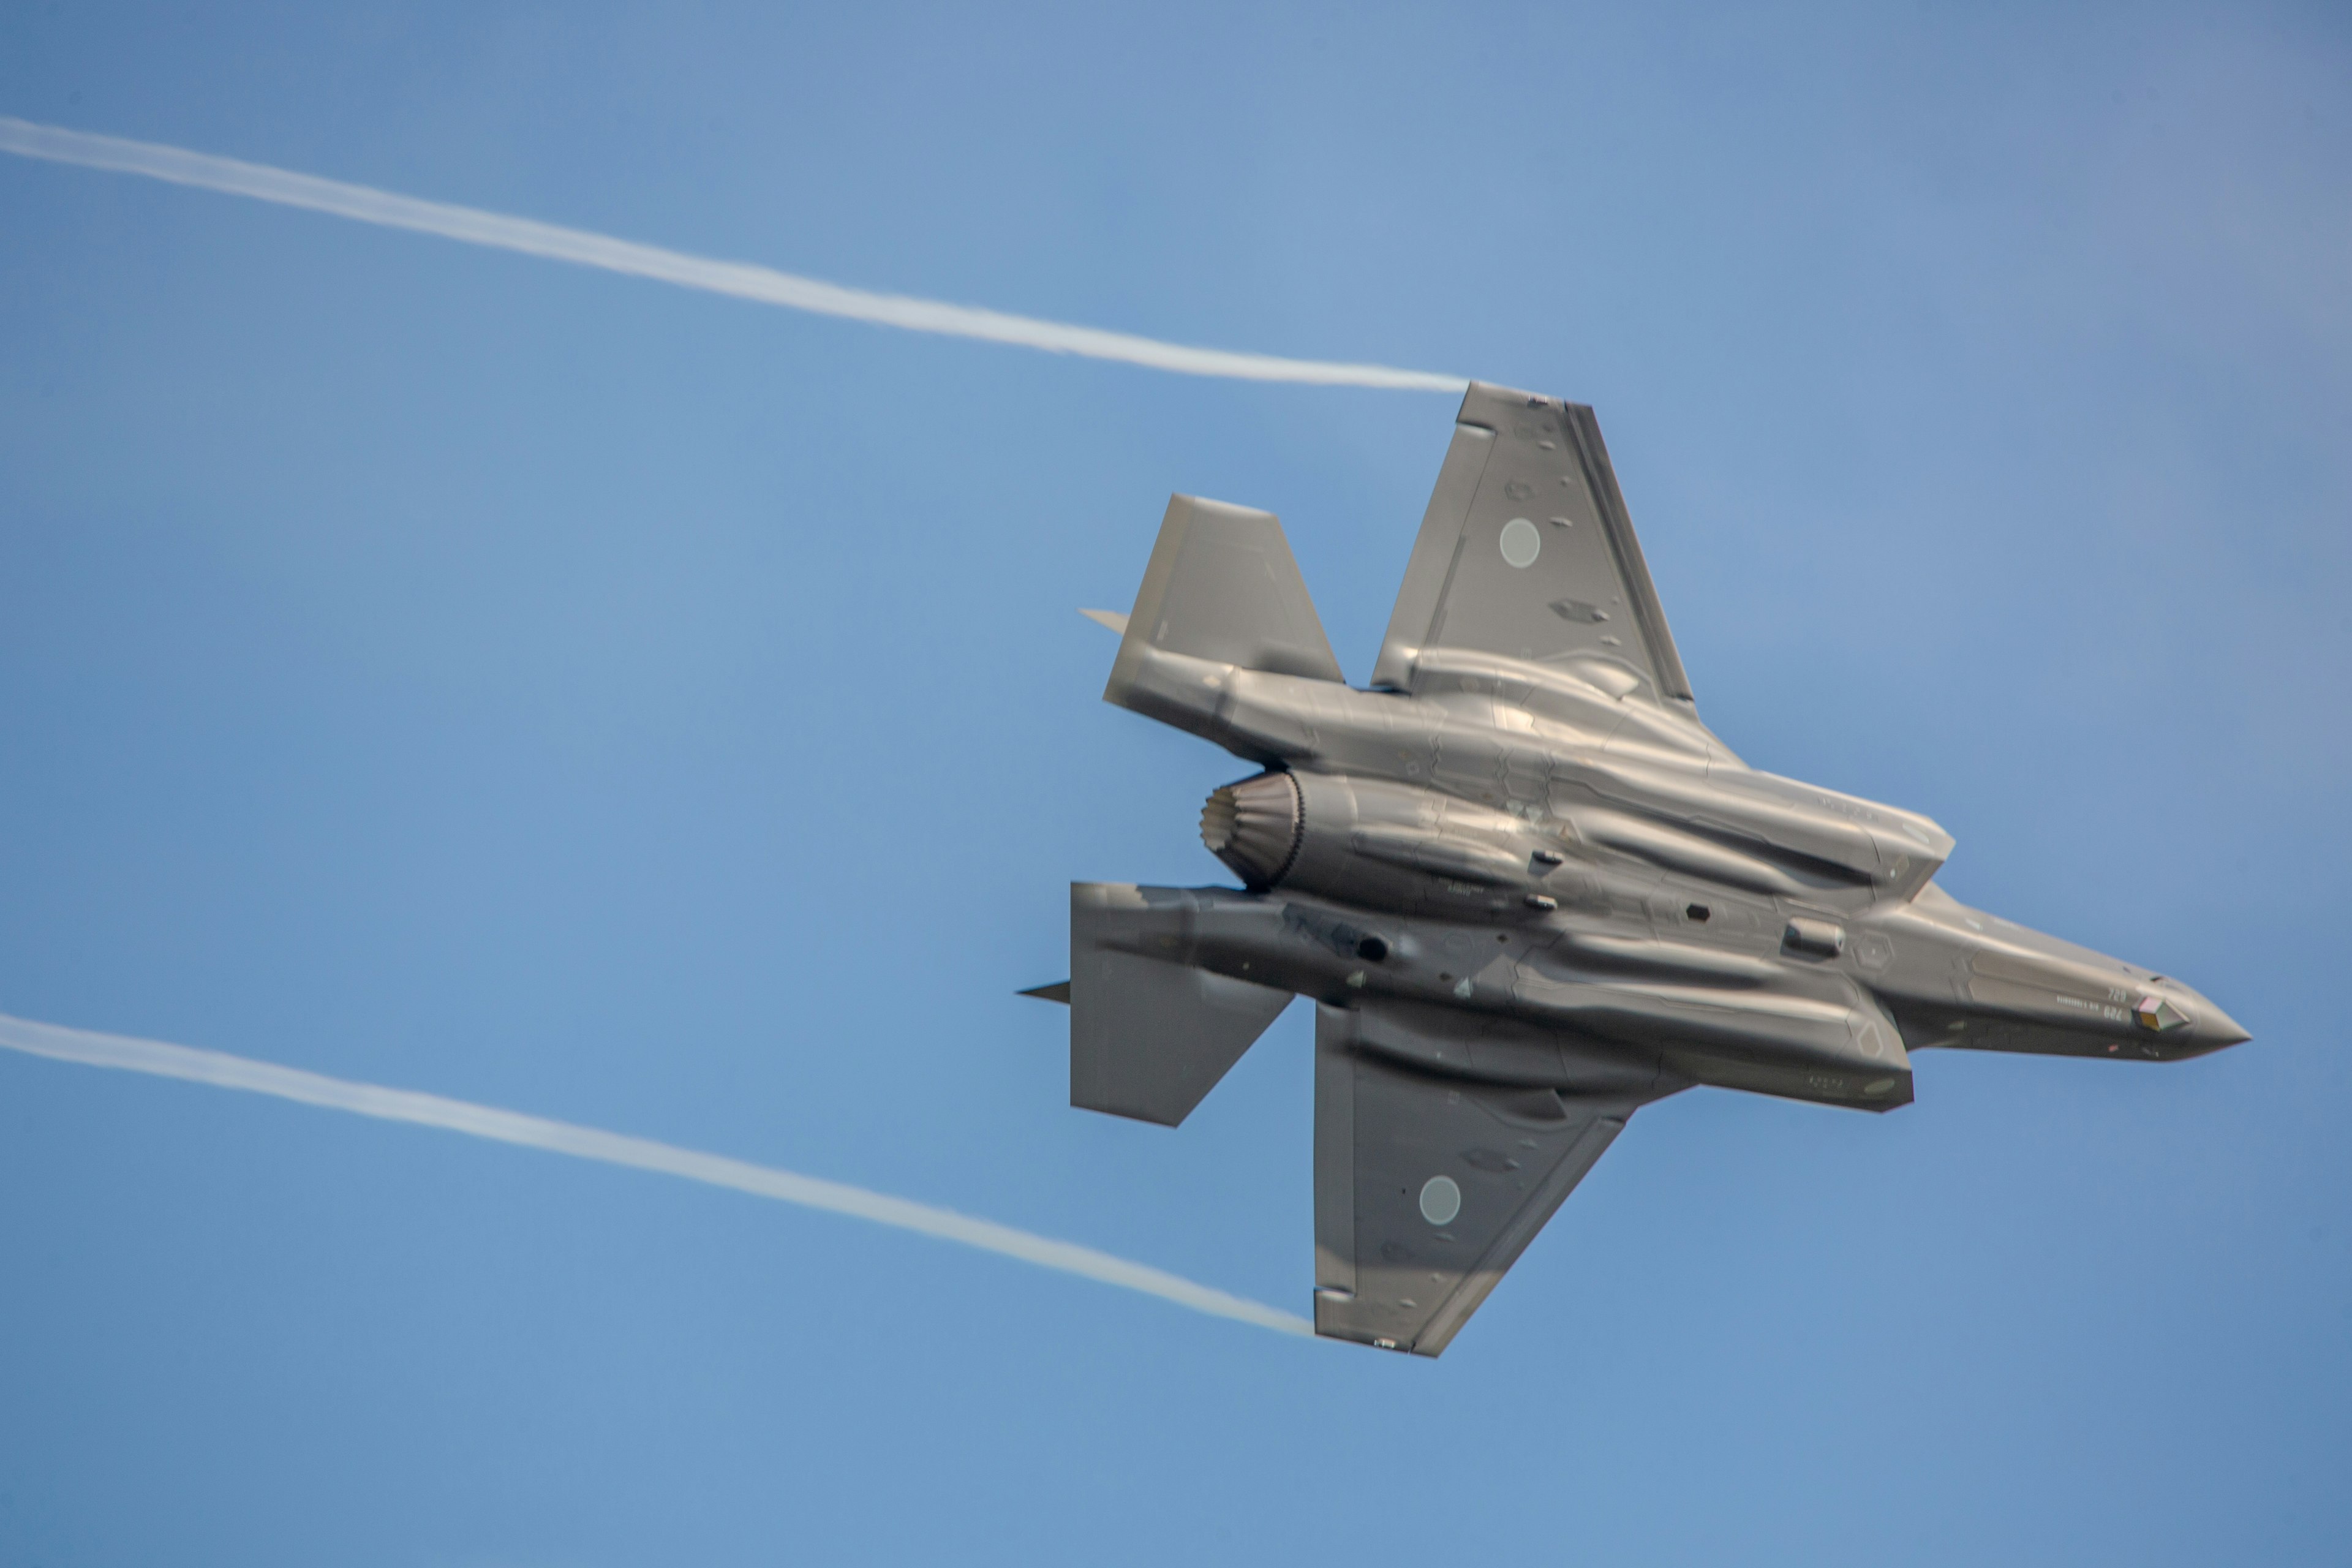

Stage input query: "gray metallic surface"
[{"left": 1036, "top": 381, "right": 2249, "bottom": 1356}]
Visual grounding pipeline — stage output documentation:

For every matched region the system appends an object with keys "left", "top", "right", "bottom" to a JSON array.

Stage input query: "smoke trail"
[
  {"left": 0, "top": 1010, "right": 1313, "bottom": 1338},
  {"left": 0, "top": 116, "right": 1465, "bottom": 393}
]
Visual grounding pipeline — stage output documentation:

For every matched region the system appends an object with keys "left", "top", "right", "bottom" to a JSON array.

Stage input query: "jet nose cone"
[
  {"left": 2167, "top": 988, "right": 2250, "bottom": 1054},
  {"left": 2201, "top": 1006, "right": 2252, "bottom": 1051},
  {"left": 2135, "top": 983, "right": 2248, "bottom": 1055}
]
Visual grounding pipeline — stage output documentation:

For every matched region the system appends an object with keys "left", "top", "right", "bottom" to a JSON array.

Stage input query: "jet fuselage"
[{"left": 1105, "top": 639, "right": 2245, "bottom": 1113}]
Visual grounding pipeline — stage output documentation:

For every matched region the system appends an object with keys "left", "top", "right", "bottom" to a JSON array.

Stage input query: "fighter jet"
[{"left": 1027, "top": 381, "right": 2248, "bottom": 1356}]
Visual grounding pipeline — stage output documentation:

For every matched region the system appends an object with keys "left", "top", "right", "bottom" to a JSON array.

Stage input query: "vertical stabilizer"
[{"left": 1104, "top": 496, "right": 1344, "bottom": 718}]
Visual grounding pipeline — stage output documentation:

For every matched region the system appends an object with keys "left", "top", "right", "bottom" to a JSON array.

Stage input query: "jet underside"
[{"left": 1037, "top": 383, "right": 2247, "bottom": 1356}]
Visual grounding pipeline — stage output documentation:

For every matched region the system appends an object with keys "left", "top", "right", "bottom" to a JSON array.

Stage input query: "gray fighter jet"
[{"left": 1027, "top": 381, "right": 2248, "bottom": 1356}]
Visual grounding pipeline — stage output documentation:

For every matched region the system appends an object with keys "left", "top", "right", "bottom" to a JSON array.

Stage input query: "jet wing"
[
  {"left": 1313, "top": 1002, "right": 1670, "bottom": 1355},
  {"left": 1372, "top": 382, "right": 1694, "bottom": 708}
]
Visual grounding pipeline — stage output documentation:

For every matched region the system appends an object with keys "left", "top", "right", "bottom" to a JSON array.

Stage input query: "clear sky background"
[{"left": 2, "top": 4, "right": 2347, "bottom": 1564}]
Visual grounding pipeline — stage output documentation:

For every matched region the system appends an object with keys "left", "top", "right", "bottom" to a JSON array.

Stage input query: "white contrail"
[
  {"left": 0, "top": 115, "right": 1466, "bottom": 393},
  {"left": 0, "top": 1009, "right": 1313, "bottom": 1339}
]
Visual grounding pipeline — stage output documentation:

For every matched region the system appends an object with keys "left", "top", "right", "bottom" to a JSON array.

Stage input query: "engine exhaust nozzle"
[{"left": 1201, "top": 772, "right": 1304, "bottom": 889}]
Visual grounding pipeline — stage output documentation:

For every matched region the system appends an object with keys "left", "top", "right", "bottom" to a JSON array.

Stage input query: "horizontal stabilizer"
[
  {"left": 1104, "top": 496, "right": 1343, "bottom": 716},
  {"left": 1070, "top": 883, "right": 1293, "bottom": 1126},
  {"left": 1019, "top": 981, "right": 1071, "bottom": 1003}
]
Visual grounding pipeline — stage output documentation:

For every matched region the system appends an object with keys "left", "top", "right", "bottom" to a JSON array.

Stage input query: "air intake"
[{"left": 1200, "top": 772, "right": 1304, "bottom": 889}]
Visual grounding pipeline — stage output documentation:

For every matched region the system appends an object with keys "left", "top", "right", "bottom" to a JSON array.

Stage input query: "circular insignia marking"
[
  {"left": 1499, "top": 517, "right": 1541, "bottom": 568},
  {"left": 1419, "top": 1175, "right": 1462, "bottom": 1226}
]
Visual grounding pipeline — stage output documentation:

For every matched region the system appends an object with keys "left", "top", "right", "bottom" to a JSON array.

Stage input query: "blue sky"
[{"left": 2, "top": 3, "right": 2347, "bottom": 1563}]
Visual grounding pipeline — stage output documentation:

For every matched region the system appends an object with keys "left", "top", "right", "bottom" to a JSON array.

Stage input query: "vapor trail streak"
[
  {"left": 0, "top": 116, "right": 1464, "bottom": 392},
  {"left": 0, "top": 1011, "right": 1313, "bottom": 1338}
]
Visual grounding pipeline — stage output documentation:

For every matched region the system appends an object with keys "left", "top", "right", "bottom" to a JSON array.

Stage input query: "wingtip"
[
  {"left": 1019, "top": 981, "right": 1072, "bottom": 1005},
  {"left": 1079, "top": 608, "right": 1129, "bottom": 635}
]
